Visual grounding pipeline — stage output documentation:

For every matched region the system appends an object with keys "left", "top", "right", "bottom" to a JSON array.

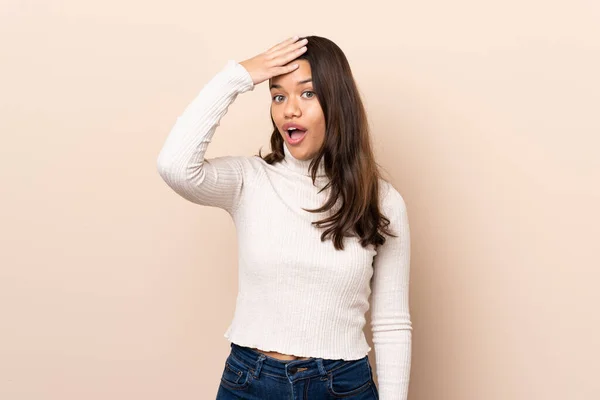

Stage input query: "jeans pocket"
[
  {"left": 326, "top": 356, "right": 373, "bottom": 398},
  {"left": 220, "top": 353, "right": 252, "bottom": 391}
]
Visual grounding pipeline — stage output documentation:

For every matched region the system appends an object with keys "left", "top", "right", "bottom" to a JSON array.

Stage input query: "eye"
[{"left": 272, "top": 91, "right": 316, "bottom": 104}]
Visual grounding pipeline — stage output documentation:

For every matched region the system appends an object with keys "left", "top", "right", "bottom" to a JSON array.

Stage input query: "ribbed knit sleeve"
[
  {"left": 156, "top": 60, "right": 255, "bottom": 214},
  {"left": 370, "top": 183, "right": 413, "bottom": 400}
]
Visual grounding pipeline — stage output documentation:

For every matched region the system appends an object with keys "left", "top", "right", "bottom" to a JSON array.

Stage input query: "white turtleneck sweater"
[{"left": 156, "top": 59, "right": 412, "bottom": 399}]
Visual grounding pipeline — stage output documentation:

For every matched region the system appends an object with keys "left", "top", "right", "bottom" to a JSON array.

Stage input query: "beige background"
[{"left": 1, "top": 1, "right": 599, "bottom": 399}]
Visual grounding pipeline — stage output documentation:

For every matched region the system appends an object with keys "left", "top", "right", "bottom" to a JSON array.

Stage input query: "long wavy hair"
[{"left": 257, "top": 35, "right": 397, "bottom": 250}]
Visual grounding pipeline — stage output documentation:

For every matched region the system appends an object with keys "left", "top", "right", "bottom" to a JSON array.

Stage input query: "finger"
[
  {"left": 270, "top": 45, "right": 307, "bottom": 66},
  {"left": 266, "top": 35, "right": 300, "bottom": 54},
  {"left": 273, "top": 63, "right": 300, "bottom": 77},
  {"left": 267, "top": 39, "right": 307, "bottom": 62}
]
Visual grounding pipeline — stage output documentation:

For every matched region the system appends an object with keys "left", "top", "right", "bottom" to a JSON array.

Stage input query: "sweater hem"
[{"left": 223, "top": 330, "right": 372, "bottom": 361}]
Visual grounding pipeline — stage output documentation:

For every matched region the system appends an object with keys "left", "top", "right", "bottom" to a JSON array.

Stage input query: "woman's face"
[{"left": 270, "top": 60, "right": 326, "bottom": 161}]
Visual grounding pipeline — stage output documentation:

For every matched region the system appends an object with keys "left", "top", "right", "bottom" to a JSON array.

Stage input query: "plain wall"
[{"left": 1, "top": 1, "right": 599, "bottom": 399}]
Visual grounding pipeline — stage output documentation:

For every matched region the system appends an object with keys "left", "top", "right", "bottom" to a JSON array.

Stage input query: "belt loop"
[
  {"left": 315, "top": 359, "right": 327, "bottom": 377},
  {"left": 252, "top": 354, "right": 267, "bottom": 379}
]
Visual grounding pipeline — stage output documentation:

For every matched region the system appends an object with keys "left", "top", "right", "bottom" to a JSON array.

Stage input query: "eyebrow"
[{"left": 269, "top": 78, "right": 312, "bottom": 90}]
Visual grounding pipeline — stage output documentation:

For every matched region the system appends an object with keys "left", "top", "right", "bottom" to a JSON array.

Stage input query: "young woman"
[{"left": 157, "top": 35, "right": 412, "bottom": 400}]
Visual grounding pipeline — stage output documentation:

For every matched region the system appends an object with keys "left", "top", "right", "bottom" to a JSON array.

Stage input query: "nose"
[{"left": 283, "top": 96, "right": 302, "bottom": 118}]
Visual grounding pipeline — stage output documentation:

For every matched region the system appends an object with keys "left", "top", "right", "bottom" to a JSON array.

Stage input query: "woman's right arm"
[
  {"left": 156, "top": 37, "right": 308, "bottom": 214},
  {"left": 156, "top": 60, "right": 255, "bottom": 214}
]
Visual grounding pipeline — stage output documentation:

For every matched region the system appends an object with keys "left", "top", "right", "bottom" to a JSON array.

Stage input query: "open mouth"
[
  {"left": 284, "top": 127, "right": 308, "bottom": 144},
  {"left": 286, "top": 127, "right": 307, "bottom": 140}
]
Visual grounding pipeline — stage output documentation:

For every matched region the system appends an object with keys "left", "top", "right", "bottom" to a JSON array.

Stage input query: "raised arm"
[
  {"left": 156, "top": 60, "right": 255, "bottom": 214},
  {"left": 156, "top": 36, "right": 309, "bottom": 215},
  {"left": 370, "top": 182, "right": 412, "bottom": 400}
]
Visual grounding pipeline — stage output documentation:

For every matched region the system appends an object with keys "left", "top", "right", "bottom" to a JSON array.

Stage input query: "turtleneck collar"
[{"left": 282, "top": 144, "right": 327, "bottom": 178}]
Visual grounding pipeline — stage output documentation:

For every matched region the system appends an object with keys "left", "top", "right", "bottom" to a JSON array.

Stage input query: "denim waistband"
[{"left": 228, "top": 342, "right": 368, "bottom": 381}]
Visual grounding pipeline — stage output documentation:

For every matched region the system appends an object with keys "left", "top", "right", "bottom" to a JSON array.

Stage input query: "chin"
[{"left": 293, "top": 149, "right": 314, "bottom": 161}]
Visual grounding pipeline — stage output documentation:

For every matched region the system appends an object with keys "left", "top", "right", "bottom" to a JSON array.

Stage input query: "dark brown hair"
[{"left": 258, "top": 35, "right": 396, "bottom": 250}]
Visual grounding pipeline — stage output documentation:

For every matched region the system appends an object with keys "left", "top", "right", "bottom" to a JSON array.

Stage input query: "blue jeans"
[{"left": 216, "top": 342, "right": 379, "bottom": 399}]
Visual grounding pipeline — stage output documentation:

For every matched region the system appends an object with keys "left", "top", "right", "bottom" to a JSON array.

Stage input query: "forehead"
[{"left": 270, "top": 60, "right": 312, "bottom": 87}]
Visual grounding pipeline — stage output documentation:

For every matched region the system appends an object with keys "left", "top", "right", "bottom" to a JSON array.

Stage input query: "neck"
[{"left": 282, "top": 144, "right": 327, "bottom": 178}]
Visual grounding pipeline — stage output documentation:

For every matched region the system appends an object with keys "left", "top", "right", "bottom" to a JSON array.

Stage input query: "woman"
[{"left": 156, "top": 35, "right": 412, "bottom": 400}]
